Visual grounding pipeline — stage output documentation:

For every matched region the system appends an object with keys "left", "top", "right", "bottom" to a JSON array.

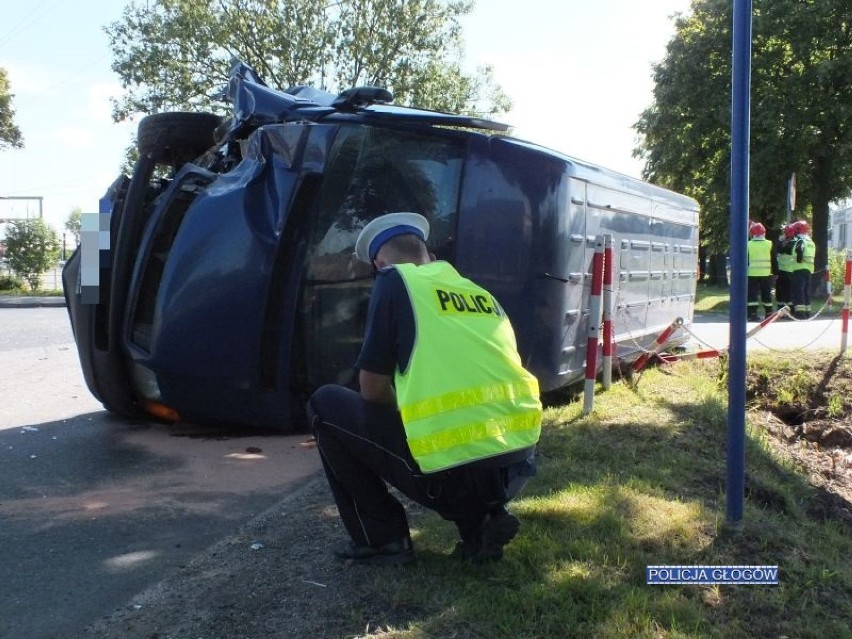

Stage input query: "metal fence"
[
  {"left": 39, "top": 265, "right": 64, "bottom": 290},
  {"left": 0, "top": 262, "right": 64, "bottom": 291}
]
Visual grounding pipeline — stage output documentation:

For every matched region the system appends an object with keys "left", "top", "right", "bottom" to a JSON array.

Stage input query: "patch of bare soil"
[{"left": 746, "top": 353, "right": 852, "bottom": 524}]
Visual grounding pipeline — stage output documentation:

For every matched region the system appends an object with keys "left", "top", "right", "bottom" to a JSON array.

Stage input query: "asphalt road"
[
  {"left": 686, "top": 311, "right": 846, "bottom": 353},
  {"left": 0, "top": 307, "right": 321, "bottom": 639}
]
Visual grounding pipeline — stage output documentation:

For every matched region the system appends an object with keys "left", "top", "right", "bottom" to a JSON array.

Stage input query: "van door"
[{"left": 295, "top": 125, "right": 466, "bottom": 392}]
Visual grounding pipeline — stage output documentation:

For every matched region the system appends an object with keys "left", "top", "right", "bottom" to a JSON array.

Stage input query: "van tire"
[{"left": 137, "top": 112, "right": 222, "bottom": 163}]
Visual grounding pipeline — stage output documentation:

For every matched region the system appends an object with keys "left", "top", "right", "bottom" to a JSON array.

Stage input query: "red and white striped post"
[
  {"left": 841, "top": 249, "right": 852, "bottom": 353},
  {"left": 583, "top": 236, "right": 606, "bottom": 415},
  {"left": 601, "top": 234, "right": 615, "bottom": 390},
  {"left": 746, "top": 305, "right": 789, "bottom": 339},
  {"left": 657, "top": 347, "right": 726, "bottom": 364},
  {"left": 632, "top": 317, "right": 684, "bottom": 373}
]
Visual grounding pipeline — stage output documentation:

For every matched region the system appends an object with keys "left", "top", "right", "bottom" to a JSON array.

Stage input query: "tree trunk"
[
  {"left": 706, "top": 253, "right": 729, "bottom": 287},
  {"left": 810, "top": 155, "right": 832, "bottom": 296}
]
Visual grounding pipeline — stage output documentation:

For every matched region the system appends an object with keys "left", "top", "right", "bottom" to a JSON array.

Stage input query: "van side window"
[
  {"left": 307, "top": 126, "right": 465, "bottom": 281},
  {"left": 298, "top": 125, "right": 465, "bottom": 389}
]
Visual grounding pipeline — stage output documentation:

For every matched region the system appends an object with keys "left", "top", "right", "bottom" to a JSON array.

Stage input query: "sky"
[{"left": 0, "top": 0, "right": 692, "bottom": 235}]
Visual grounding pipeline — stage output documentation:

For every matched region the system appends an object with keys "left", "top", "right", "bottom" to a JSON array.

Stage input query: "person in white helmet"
[{"left": 306, "top": 212, "right": 541, "bottom": 566}]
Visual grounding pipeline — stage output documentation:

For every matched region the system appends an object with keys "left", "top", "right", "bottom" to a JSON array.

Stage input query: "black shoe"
[
  {"left": 454, "top": 511, "right": 520, "bottom": 563},
  {"left": 452, "top": 539, "right": 480, "bottom": 561},
  {"left": 334, "top": 536, "right": 414, "bottom": 565}
]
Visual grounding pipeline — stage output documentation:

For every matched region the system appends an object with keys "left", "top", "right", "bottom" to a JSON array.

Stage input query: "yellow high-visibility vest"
[
  {"left": 796, "top": 237, "right": 816, "bottom": 273},
  {"left": 392, "top": 261, "right": 542, "bottom": 473},
  {"left": 747, "top": 238, "right": 772, "bottom": 277},
  {"left": 777, "top": 240, "right": 796, "bottom": 274}
]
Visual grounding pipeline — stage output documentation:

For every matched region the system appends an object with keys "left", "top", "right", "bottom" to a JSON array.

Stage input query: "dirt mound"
[{"left": 746, "top": 353, "right": 852, "bottom": 522}]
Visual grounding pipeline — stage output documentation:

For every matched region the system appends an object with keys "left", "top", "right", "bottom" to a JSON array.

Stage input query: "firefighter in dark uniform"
[
  {"left": 775, "top": 223, "right": 796, "bottom": 312},
  {"left": 747, "top": 222, "right": 774, "bottom": 320},
  {"left": 790, "top": 220, "right": 816, "bottom": 319},
  {"left": 307, "top": 212, "right": 541, "bottom": 565}
]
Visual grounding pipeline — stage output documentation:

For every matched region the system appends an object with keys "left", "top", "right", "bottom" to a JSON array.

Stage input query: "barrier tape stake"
[
  {"left": 602, "top": 234, "right": 614, "bottom": 390},
  {"left": 842, "top": 250, "right": 851, "bottom": 354},
  {"left": 583, "top": 236, "right": 605, "bottom": 414},
  {"left": 746, "top": 305, "right": 789, "bottom": 339},
  {"left": 632, "top": 318, "right": 684, "bottom": 373}
]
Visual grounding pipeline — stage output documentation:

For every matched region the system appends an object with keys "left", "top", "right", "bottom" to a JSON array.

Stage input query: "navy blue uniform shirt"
[{"left": 355, "top": 266, "right": 415, "bottom": 376}]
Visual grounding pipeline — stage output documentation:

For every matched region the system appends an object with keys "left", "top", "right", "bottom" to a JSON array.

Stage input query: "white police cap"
[{"left": 354, "top": 212, "right": 430, "bottom": 263}]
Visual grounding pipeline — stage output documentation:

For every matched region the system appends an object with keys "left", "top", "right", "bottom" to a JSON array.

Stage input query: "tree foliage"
[
  {"left": 635, "top": 0, "right": 852, "bottom": 274},
  {"left": 65, "top": 207, "right": 82, "bottom": 248},
  {"left": 4, "top": 219, "right": 60, "bottom": 291},
  {"left": 105, "top": 0, "right": 510, "bottom": 121},
  {"left": 0, "top": 67, "right": 24, "bottom": 150}
]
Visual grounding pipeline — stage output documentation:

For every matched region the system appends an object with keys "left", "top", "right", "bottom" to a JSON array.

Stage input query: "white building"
[{"left": 830, "top": 206, "right": 852, "bottom": 250}]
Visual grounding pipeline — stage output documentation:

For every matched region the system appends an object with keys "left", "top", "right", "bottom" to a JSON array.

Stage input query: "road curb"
[{"left": 0, "top": 296, "right": 66, "bottom": 308}]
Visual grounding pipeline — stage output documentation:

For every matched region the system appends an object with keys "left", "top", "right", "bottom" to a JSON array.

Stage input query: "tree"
[
  {"left": 104, "top": 0, "right": 510, "bottom": 121},
  {"left": 634, "top": 0, "right": 852, "bottom": 282},
  {"left": 65, "top": 207, "right": 82, "bottom": 248},
  {"left": 0, "top": 67, "right": 23, "bottom": 150},
  {"left": 4, "top": 219, "right": 60, "bottom": 291}
]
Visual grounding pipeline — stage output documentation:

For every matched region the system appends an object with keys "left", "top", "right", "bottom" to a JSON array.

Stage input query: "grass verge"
[
  {"left": 694, "top": 283, "right": 731, "bottom": 314},
  {"left": 350, "top": 356, "right": 852, "bottom": 639},
  {"left": 694, "top": 282, "right": 842, "bottom": 317},
  {"left": 0, "top": 288, "right": 64, "bottom": 296}
]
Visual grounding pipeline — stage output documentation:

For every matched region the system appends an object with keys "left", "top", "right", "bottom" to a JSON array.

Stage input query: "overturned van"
[{"left": 63, "top": 61, "right": 699, "bottom": 430}]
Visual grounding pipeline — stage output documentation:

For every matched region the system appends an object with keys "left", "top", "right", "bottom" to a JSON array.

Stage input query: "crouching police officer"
[{"left": 307, "top": 212, "right": 542, "bottom": 565}]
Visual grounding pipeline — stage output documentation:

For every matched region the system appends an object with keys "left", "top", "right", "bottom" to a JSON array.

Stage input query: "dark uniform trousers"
[
  {"left": 307, "top": 385, "right": 534, "bottom": 548},
  {"left": 775, "top": 271, "right": 792, "bottom": 309},
  {"left": 747, "top": 275, "right": 774, "bottom": 319},
  {"left": 790, "top": 269, "right": 812, "bottom": 318}
]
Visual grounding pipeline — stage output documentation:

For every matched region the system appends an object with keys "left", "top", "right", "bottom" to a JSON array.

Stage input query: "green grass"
[
  {"left": 0, "top": 288, "right": 64, "bottom": 296},
  {"left": 0, "top": 274, "right": 63, "bottom": 296},
  {"left": 694, "top": 283, "right": 731, "bottom": 314},
  {"left": 349, "top": 357, "right": 852, "bottom": 639}
]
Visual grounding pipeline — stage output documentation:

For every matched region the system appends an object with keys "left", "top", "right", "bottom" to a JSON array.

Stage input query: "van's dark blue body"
[{"left": 64, "top": 62, "right": 698, "bottom": 430}]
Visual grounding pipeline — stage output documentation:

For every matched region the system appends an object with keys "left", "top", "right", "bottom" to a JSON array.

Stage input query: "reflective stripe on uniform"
[
  {"left": 407, "top": 410, "right": 541, "bottom": 473},
  {"left": 406, "top": 409, "right": 542, "bottom": 459},
  {"left": 399, "top": 378, "right": 540, "bottom": 424}
]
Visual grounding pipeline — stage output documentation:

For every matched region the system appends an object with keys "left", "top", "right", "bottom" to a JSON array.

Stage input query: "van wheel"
[{"left": 137, "top": 112, "right": 222, "bottom": 165}]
